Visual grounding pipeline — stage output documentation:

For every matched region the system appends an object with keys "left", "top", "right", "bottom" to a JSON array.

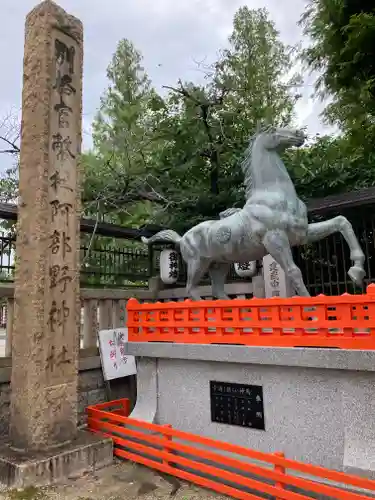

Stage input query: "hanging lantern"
[
  {"left": 160, "top": 249, "right": 179, "bottom": 284},
  {"left": 234, "top": 261, "right": 257, "bottom": 278}
]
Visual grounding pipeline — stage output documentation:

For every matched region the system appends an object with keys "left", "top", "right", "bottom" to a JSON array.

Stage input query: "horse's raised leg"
[
  {"left": 305, "top": 216, "right": 365, "bottom": 287},
  {"left": 263, "top": 230, "right": 310, "bottom": 296},
  {"left": 186, "top": 257, "right": 210, "bottom": 301},
  {"left": 208, "top": 262, "right": 231, "bottom": 300}
]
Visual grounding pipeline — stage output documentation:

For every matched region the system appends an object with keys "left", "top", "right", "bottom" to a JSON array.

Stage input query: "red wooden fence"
[
  {"left": 126, "top": 285, "right": 375, "bottom": 349},
  {"left": 87, "top": 399, "right": 375, "bottom": 500}
]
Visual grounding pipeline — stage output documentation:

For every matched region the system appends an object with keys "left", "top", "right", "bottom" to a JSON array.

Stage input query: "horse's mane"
[{"left": 240, "top": 124, "right": 273, "bottom": 198}]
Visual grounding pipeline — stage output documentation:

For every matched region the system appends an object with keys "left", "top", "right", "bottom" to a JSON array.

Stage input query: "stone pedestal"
[
  {"left": 0, "top": 431, "right": 112, "bottom": 489},
  {"left": 0, "top": 1, "right": 113, "bottom": 487},
  {"left": 126, "top": 342, "right": 375, "bottom": 477}
]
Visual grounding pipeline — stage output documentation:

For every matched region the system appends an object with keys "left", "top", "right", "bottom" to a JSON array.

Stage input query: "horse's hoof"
[{"left": 348, "top": 266, "right": 366, "bottom": 286}]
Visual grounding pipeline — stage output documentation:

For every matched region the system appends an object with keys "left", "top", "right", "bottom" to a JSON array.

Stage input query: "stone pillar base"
[{"left": 0, "top": 430, "right": 112, "bottom": 489}]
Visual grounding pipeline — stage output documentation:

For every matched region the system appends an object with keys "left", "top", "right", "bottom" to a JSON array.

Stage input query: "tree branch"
[
  {"left": 0, "top": 136, "right": 20, "bottom": 154},
  {"left": 162, "top": 82, "right": 201, "bottom": 105},
  {"left": 163, "top": 80, "right": 226, "bottom": 195},
  {"left": 163, "top": 79, "right": 229, "bottom": 107},
  {"left": 83, "top": 186, "right": 167, "bottom": 206}
]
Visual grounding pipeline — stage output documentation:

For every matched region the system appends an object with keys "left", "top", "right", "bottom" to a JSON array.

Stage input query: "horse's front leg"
[
  {"left": 305, "top": 216, "right": 365, "bottom": 287},
  {"left": 263, "top": 230, "right": 310, "bottom": 296}
]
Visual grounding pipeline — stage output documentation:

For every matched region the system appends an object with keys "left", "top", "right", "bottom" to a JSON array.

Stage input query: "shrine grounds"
[{"left": 0, "top": 460, "right": 231, "bottom": 500}]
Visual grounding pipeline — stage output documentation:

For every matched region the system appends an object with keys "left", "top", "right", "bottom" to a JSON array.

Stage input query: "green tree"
[
  {"left": 146, "top": 6, "right": 302, "bottom": 231},
  {"left": 301, "top": 0, "right": 375, "bottom": 131},
  {"left": 84, "top": 7, "right": 301, "bottom": 233},
  {"left": 286, "top": 134, "right": 375, "bottom": 201},
  {"left": 83, "top": 38, "right": 166, "bottom": 226},
  {"left": 297, "top": 0, "right": 375, "bottom": 197}
]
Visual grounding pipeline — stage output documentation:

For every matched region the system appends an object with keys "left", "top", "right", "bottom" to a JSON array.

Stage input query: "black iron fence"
[
  {"left": 0, "top": 232, "right": 151, "bottom": 288},
  {"left": 0, "top": 232, "right": 247, "bottom": 288},
  {"left": 0, "top": 187, "right": 374, "bottom": 294},
  {"left": 151, "top": 193, "right": 375, "bottom": 296},
  {"left": 81, "top": 240, "right": 150, "bottom": 288},
  {"left": 294, "top": 205, "right": 375, "bottom": 296},
  {"left": 0, "top": 233, "right": 14, "bottom": 281}
]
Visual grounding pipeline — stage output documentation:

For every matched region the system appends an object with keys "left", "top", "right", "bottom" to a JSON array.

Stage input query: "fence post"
[
  {"left": 99, "top": 299, "right": 113, "bottom": 330},
  {"left": 83, "top": 299, "right": 98, "bottom": 348},
  {"left": 162, "top": 424, "right": 173, "bottom": 469},
  {"left": 274, "top": 451, "right": 286, "bottom": 500}
]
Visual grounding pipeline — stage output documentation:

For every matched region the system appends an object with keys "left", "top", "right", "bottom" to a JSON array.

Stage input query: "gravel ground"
[{"left": 0, "top": 459, "right": 232, "bottom": 500}]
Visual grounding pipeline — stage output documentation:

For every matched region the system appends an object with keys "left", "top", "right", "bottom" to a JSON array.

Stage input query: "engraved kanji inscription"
[
  {"left": 49, "top": 230, "right": 72, "bottom": 259},
  {"left": 49, "top": 171, "right": 73, "bottom": 193},
  {"left": 46, "top": 345, "right": 72, "bottom": 372},
  {"left": 53, "top": 38, "right": 76, "bottom": 131},
  {"left": 52, "top": 133, "right": 75, "bottom": 161},
  {"left": 49, "top": 264, "right": 72, "bottom": 293},
  {"left": 48, "top": 300, "right": 70, "bottom": 334},
  {"left": 57, "top": 345, "right": 71, "bottom": 366},
  {"left": 53, "top": 39, "right": 75, "bottom": 90},
  {"left": 54, "top": 101, "right": 71, "bottom": 128},
  {"left": 50, "top": 199, "right": 72, "bottom": 226},
  {"left": 269, "top": 261, "right": 280, "bottom": 288},
  {"left": 55, "top": 39, "right": 75, "bottom": 74}
]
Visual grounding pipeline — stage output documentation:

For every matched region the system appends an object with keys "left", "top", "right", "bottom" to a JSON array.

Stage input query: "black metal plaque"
[{"left": 210, "top": 381, "right": 265, "bottom": 430}]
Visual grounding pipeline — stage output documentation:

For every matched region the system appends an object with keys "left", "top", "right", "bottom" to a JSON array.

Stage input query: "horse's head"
[
  {"left": 256, "top": 126, "right": 306, "bottom": 152},
  {"left": 242, "top": 124, "right": 306, "bottom": 196}
]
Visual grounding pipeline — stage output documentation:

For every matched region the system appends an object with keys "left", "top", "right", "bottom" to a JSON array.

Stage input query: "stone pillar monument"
[
  {"left": 10, "top": 0, "right": 82, "bottom": 451},
  {"left": 0, "top": 1, "right": 112, "bottom": 487}
]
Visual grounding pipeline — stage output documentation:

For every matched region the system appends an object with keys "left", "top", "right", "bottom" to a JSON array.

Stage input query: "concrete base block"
[
  {"left": 0, "top": 430, "right": 113, "bottom": 488},
  {"left": 124, "top": 343, "right": 375, "bottom": 474}
]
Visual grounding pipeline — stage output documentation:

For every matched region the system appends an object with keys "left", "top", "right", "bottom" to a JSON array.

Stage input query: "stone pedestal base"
[
  {"left": 0, "top": 430, "right": 113, "bottom": 488},
  {"left": 126, "top": 343, "right": 375, "bottom": 474}
]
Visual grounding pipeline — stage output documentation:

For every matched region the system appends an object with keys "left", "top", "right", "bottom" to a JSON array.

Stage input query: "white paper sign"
[
  {"left": 98, "top": 328, "right": 137, "bottom": 381},
  {"left": 262, "top": 254, "right": 293, "bottom": 298}
]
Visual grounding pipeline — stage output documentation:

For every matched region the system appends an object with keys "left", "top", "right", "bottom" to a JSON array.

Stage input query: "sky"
[{"left": 0, "top": 0, "right": 333, "bottom": 165}]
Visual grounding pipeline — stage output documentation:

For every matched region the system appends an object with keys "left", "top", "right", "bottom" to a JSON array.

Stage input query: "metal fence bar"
[{"left": 0, "top": 201, "right": 373, "bottom": 293}]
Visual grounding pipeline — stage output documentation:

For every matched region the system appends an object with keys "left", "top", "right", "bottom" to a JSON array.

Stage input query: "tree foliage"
[
  {"left": 84, "top": 6, "right": 302, "bottom": 232},
  {"left": 82, "top": 39, "right": 166, "bottom": 226},
  {"left": 297, "top": 0, "right": 375, "bottom": 202},
  {"left": 301, "top": 0, "right": 375, "bottom": 131},
  {"left": 286, "top": 134, "right": 375, "bottom": 201},
  {"left": 2, "top": 3, "right": 375, "bottom": 240}
]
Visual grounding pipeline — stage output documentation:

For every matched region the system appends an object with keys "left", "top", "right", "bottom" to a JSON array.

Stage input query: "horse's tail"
[{"left": 141, "top": 230, "right": 182, "bottom": 247}]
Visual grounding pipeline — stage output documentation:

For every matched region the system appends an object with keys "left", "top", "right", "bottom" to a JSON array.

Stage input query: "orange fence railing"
[
  {"left": 87, "top": 399, "right": 375, "bottom": 500},
  {"left": 126, "top": 284, "right": 375, "bottom": 349}
]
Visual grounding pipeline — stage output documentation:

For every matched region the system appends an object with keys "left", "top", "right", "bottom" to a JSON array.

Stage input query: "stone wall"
[
  {"left": 78, "top": 368, "right": 136, "bottom": 426},
  {"left": 0, "top": 362, "right": 135, "bottom": 437}
]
